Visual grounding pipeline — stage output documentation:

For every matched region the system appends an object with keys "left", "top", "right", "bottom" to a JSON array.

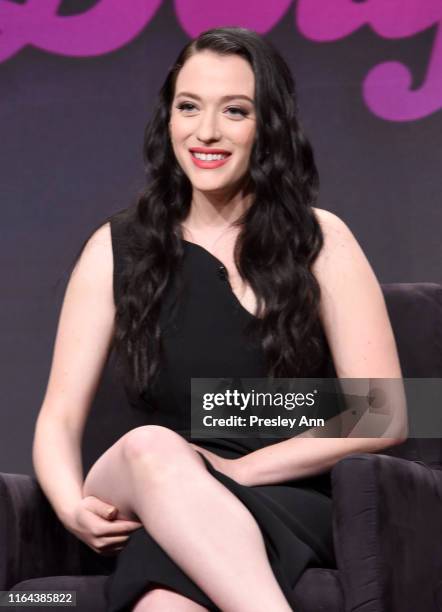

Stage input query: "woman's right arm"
[{"left": 32, "top": 222, "right": 116, "bottom": 527}]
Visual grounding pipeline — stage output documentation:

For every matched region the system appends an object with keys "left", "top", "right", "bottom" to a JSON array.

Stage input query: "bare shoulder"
[
  {"left": 312, "top": 207, "right": 353, "bottom": 247},
  {"left": 311, "top": 207, "right": 365, "bottom": 281},
  {"left": 39, "top": 221, "right": 115, "bottom": 425},
  {"left": 72, "top": 221, "right": 113, "bottom": 281},
  {"left": 81, "top": 221, "right": 112, "bottom": 255},
  {"left": 309, "top": 210, "right": 402, "bottom": 382},
  {"left": 88, "top": 220, "right": 112, "bottom": 245},
  {"left": 309, "top": 206, "right": 387, "bottom": 336}
]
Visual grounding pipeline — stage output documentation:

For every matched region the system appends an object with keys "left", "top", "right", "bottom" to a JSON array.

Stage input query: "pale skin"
[{"left": 33, "top": 50, "right": 407, "bottom": 612}]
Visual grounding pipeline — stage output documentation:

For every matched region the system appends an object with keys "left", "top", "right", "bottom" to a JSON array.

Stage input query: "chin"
[{"left": 191, "top": 180, "right": 232, "bottom": 192}]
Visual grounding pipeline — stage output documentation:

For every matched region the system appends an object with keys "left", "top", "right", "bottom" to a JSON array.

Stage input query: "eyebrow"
[{"left": 175, "top": 91, "right": 254, "bottom": 104}]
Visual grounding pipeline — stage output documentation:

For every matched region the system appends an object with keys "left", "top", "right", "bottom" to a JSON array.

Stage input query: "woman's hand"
[
  {"left": 189, "top": 443, "right": 249, "bottom": 485},
  {"left": 62, "top": 496, "right": 142, "bottom": 556}
]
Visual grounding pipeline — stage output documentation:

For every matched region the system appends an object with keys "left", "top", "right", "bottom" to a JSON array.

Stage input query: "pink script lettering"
[
  {"left": 0, "top": 0, "right": 162, "bottom": 61},
  {"left": 297, "top": 0, "right": 442, "bottom": 121},
  {"left": 1, "top": 0, "right": 441, "bottom": 122}
]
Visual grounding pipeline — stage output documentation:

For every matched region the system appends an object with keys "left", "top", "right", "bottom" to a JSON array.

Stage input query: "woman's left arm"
[{"left": 192, "top": 208, "right": 408, "bottom": 486}]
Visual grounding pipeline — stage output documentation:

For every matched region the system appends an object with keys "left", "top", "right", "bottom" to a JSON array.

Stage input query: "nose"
[{"left": 196, "top": 109, "right": 221, "bottom": 143}]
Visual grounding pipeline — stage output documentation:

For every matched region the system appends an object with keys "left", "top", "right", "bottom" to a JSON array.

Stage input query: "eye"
[
  {"left": 175, "top": 102, "right": 249, "bottom": 118},
  {"left": 176, "top": 102, "right": 197, "bottom": 112},
  {"left": 225, "top": 106, "right": 248, "bottom": 118}
]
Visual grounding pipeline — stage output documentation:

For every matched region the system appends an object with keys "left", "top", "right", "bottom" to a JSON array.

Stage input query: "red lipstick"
[
  {"left": 189, "top": 147, "right": 232, "bottom": 169},
  {"left": 189, "top": 147, "right": 231, "bottom": 154}
]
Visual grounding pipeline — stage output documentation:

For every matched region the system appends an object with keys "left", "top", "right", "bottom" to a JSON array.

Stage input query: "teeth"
[{"left": 192, "top": 152, "right": 228, "bottom": 161}]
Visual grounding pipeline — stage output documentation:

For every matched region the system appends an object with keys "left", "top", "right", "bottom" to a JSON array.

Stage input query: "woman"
[{"left": 33, "top": 27, "right": 407, "bottom": 612}]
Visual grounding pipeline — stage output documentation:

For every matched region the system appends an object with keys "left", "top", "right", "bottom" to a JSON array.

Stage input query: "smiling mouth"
[
  {"left": 189, "top": 150, "right": 232, "bottom": 169},
  {"left": 190, "top": 151, "right": 231, "bottom": 161}
]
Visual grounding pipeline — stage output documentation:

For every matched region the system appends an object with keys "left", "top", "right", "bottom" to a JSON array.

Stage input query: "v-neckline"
[{"left": 181, "top": 238, "right": 259, "bottom": 320}]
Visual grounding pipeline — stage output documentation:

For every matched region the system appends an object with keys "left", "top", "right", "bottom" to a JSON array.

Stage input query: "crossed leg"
[
  {"left": 132, "top": 584, "right": 209, "bottom": 611},
  {"left": 83, "top": 425, "right": 293, "bottom": 612}
]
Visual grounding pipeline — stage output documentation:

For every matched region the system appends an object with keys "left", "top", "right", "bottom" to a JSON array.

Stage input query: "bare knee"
[
  {"left": 81, "top": 438, "right": 139, "bottom": 520},
  {"left": 82, "top": 434, "right": 129, "bottom": 499},
  {"left": 82, "top": 426, "right": 204, "bottom": 511},
  {"left": 132, "top": 586, "right": 209, "bottom": 611},
  {"left": 81, "top": 427, "right": 178, "bottom": 511},
  {"left": 121, "top": 426, "right": 201, "bottom": 474},
  {"left": 122, "top": 425, "right": 186, "bottom": 458}
]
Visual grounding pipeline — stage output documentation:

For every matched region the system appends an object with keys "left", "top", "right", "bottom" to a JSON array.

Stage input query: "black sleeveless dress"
[{"left": 105, "top": 211, "right": 337, "bottom": 611}]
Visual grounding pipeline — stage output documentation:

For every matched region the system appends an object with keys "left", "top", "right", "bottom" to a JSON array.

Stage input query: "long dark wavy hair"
[{"left": 69, "top": 27, "right": 327, "bottom": 399}]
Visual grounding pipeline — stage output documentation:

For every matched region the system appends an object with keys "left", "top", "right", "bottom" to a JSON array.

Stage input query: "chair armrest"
[
  {"left": 0, "top": 473, "right": 111, "bottom": 589},
  {"left": 331, "top": 453, "right": 442, "bottom": 612}
]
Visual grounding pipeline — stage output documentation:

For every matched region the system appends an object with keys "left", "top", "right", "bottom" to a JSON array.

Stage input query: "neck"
[{"left": 184, "top": 184, "right": 254, "bottom": 232}]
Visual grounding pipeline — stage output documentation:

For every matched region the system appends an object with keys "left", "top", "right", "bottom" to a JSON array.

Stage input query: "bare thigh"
[
  {"left": 82, "top": 432, "right": 137, "bottom": 520},
  {"left": 133, "top": 585, "right": 209, "bottom": 611},
  {"left": 82, "top": 425, "right": 206, "bottom": 521}
]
